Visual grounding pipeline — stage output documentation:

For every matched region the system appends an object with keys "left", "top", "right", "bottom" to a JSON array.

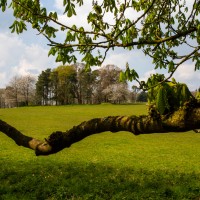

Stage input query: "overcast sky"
[{"left": 0, "top": 0, "right": 199, "bottom": 90}]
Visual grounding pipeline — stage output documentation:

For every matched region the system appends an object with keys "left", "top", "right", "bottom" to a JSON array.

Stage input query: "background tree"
[
  {"left": 35, "top": 64, "right": 130, "bottom": 105},
  {"left": 131, "top": 85, "right": 140, "bottom": 102},
  {"left": 49, "top": 70, "right": 59, "bottom": 105},
  {"left": 136, "top": 91, "right": 148, "bottom": 102},
  {"left": 18, "top": 75, "right": 36, "bottom": 106},
  {"left": 73, "top": 63, "right": 98, "bottom": 104},
  {"left": 0, "top": 89, "right": 6, "bottom": 108},
  {"left": 36, "top": 69, "right": 52, "bottom": 105},
  {"left": 54, "top": 65, "right": 77, "bottom": 105},
  {"left": 94, "top": 65, "right": 124, "bottom": 103},
  {"left": 5, "top": 76, "right": 21, "bottom": 107},
  {"left": 102, "top": 83, "right": 129, "bottom": 104}
]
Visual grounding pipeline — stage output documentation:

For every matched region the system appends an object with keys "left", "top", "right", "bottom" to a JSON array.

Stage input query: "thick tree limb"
[
  {"left": 0, "top": 120, "right": 43, "bottom": 150},
  {"left": 0, "top": 107, "right": 200, "bottom": 156}
]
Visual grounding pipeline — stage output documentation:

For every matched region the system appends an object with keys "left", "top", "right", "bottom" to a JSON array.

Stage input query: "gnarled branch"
[{"left": 0, "top": 106, "right": 199, "bottom": 156}]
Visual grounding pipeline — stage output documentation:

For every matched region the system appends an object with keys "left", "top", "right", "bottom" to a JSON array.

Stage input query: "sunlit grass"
[{"left": 1, "top": 104, "right": 200, "bottom": 199}]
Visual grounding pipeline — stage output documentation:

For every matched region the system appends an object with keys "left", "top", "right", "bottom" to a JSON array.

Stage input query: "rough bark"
[{"left": 0, "top": 107, "right": 199, "bottom": 156}]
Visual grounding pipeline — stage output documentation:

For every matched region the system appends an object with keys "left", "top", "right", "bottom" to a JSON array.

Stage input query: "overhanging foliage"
[{"left": 0, "top": 0, "right": 199, "bottom": 75}]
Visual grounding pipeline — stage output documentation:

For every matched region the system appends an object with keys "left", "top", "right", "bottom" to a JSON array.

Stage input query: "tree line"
[{"left": 0, "top": 64, "right": 148, "bottom": 108}]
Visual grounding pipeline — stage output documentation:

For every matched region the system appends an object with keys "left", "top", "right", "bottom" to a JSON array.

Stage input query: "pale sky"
[{"left": 0, "top": 0, "right": 199, "bottom": 90}]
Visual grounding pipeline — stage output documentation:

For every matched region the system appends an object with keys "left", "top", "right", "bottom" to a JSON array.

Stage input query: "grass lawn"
[{"left": 1, "top": 104, "right": 200, "bottom": 199}]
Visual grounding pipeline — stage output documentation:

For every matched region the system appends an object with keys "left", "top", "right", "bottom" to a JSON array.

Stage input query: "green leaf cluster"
[
  {"left": 147, "top": 75, "right": 194, "bottom": 115},
  {"left": 82, "top": 52, "right": 102, "bottom": 70},
  {"left": 0, "top": 0, "right": 7, "bottom": 11},
  {"left": 9, "top": 20, "right": 27, "bottom": 33},
  {"left": 156, "top": 86, "right": 170, "bottom": 115},
  {"left": 120, "top": 63, "right": 139, "bottom": 82},
  {"left": 63, "top": 0, "right": 76, "bottom": 17}
]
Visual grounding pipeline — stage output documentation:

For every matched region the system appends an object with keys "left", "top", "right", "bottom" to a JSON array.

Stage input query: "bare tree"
[
  {"left": 5, "top": 76, "right": 21, "bottom": 107},
  {"left": 18, "top": 75, "right": 36, "bottom": 106}
]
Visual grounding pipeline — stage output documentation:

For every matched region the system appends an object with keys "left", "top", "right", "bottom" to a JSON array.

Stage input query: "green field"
[{"left": 1, "top": 104, "right": 200, "bottom": 199}]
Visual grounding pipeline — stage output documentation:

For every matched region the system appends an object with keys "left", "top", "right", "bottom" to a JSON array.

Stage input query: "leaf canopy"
[{"left": 0, "top": 0, "right": 200, "bottom": 79}]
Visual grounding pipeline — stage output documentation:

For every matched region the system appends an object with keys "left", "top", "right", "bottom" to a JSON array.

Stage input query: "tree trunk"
[{"left": 0, "top": 107, "right": 199, "bottom": 156}]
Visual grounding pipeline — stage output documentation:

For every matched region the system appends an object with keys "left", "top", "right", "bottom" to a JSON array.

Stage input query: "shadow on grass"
[{"left": 1, "top": 160, "right": 200, "bottom": 200}]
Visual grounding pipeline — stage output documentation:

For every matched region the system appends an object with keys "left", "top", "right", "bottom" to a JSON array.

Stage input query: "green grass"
[{"left": 1, "top": 104, "right": 200, "bottom": 199}]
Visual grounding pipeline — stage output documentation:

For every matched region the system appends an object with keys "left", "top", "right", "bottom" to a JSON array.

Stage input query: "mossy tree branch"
[{"left": 0, "top": 106, "right": 199, "bottom": 156}]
